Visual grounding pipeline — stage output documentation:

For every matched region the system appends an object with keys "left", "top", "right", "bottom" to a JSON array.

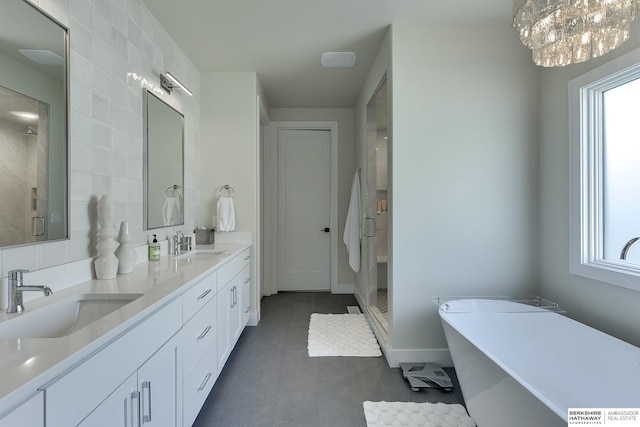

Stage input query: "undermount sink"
[
  {"left": 0, "top": 293, "right": 143, "bottom": 339},
  {"left": 175, "top": 249, "right": 226, "bottom": 259}
]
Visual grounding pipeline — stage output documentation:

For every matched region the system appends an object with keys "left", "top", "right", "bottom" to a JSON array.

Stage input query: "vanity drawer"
[
  {"left": 182, "top": 295, "right": 217, "bottom": 378},
  {"left": 183, "top": 271, "right": 217, "bottom": 323},
  {"left": 217, "top": 248, "right": 250, "bottom": 291},
  {"left": 183, "top": 344, "right": 218, "bottom": 427}
]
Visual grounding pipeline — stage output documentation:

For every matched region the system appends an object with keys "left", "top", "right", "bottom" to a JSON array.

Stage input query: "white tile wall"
[{"left": 0, "top": 0, "right": 200, "bottom": 277}]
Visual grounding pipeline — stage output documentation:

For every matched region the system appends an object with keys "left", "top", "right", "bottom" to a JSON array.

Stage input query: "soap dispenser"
[{"left": 148, "top": 234, "right": 161, "bottom": 261}]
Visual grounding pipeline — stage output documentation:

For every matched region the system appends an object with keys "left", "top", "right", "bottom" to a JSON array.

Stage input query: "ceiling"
[{"left": 143, "top": 0, "right": 512, "bottom": 108}]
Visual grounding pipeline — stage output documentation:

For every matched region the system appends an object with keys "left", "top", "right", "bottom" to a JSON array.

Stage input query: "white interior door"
[{"left": 278, "top": 129, "right": 331, "bottom": 291}]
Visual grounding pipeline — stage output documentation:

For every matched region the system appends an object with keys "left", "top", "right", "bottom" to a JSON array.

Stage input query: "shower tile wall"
[{"left": 0, "top": 0, "right": 200, "bottom": 276}]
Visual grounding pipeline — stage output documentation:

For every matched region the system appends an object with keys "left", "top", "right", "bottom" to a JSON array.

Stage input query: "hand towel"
[
  {"left": 343, "top": 170, "right": 361, "bottom": 273},
  {"left": 217, "top": 196, "right": 236, "bottom": 232},
  {"left": 162, "top": 197, "right": 182, "bottom": 226}
]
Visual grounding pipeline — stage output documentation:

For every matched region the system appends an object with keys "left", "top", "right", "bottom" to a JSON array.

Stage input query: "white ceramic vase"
[
  {"left": 115, "top": 221, "right": 136, "bottom": 274},
  {"left": 94, "top": 194, "right": 119, "bottom": 280}
]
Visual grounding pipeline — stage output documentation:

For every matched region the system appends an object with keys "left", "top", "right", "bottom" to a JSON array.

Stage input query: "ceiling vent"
[{"left": 321, "top": 52, "right": 356, "bottom": 68}]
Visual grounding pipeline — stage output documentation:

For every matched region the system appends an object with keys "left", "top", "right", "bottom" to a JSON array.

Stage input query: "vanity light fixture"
[{"left": 160, "top": 72, "right": 193, "bottom": 96}]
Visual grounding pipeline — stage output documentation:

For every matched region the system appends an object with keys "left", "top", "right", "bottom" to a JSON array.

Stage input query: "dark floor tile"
[
  {"left": 192, "top": 292, "right": 465, "bottom": 427},
  {"left": 317, "top": 390, "right": 368, "bottom": 427}
]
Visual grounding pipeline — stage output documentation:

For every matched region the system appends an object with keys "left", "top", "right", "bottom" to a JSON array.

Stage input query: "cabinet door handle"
[
  {"left": 244, "top": 255, "right": 250, "bottom": 260},
  {"left": 230, "top": 287, "right": 234, "bottom": 308},
  {"left": 142, "top": 381, "right": 152, "bottom": 423},
  {"left": 244, "top": 277, "right": 251, "bottom": 284},
  {"left": 197, "top": 288, "right": 212, "bottom": 300},
  {"left": 197, "top": 372, "right": 213, "bottom": 391},
  {"left": 131, "top": 391, "right": 141, "bottom": 427},
  {"left": 234, "top": 286, "right": 238, "bottom": 306},
  {"left": 197, "top": 325, "right": 212, "bottom": 340}
]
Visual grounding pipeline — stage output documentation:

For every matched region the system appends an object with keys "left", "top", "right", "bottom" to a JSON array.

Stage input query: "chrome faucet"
[
  {"left": 6, "top": 269, "right": 53, "bottom": 314},
  {"left": 173, "top": 231, "right": 192, "bottom": 256}
]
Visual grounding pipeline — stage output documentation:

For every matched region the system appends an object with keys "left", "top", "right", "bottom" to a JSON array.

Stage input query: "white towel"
[
  {"left": 217, "top": 197, "right": 236, "bottom": 232},
  {"left": 162, "top": 197, "right": 182, "bottom": 226},
  {"left": 343, "top": 170, "right": 361, "bottom": 273}
]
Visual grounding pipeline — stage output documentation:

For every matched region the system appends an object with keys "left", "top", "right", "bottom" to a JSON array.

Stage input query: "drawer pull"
[
  {"left": 197, "top": 372, "right": 212, "bottom": 391},
  {"left": 197, "top": 288, "right": 212, "bottom": 300},
  {"left": 244, "top": 277, "right": 251, "bottom": 284},
  {"left": 244, "top": 255, "right": 250, "bottom": 260},
  {"left": 131, "top": 391, "right": 141, "bottom": 427},
  {"left": 142, "top": 380, "right": 152, "bottom": 423},
  {"left": 197, "top": 325, "right": 212, "bottom": 340}
]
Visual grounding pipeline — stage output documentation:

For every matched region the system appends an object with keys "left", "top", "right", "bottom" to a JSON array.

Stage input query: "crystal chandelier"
[{"left": 513, "top": 0, "right": 640, "bottom": 67}]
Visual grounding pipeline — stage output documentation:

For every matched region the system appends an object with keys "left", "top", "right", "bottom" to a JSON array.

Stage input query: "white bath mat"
[
  {"left": 363, "top": 401, "right": 476, "bottom": 427},
  {"left": 307, "top": 313, "right": 381, "bottom": 357}
]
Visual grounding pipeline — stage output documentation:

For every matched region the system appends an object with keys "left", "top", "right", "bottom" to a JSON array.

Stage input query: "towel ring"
[
  {"left": 218, "top": 184, "right": 236, "bottom": 199},
  {"left": 165, "top": 184, "right": 181, "bottom": 198}
]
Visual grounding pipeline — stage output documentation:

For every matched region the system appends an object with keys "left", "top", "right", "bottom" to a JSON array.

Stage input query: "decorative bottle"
[
  {"left": 94, "top": 194, "right": 119, "bottom": 279},
  {"left": 115, "top": 221, "right": 136, "bottom": 274}
]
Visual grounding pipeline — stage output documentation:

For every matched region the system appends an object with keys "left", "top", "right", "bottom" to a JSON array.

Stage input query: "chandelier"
[{"left": 512, "top": 0, "right": 640, "bottom": 67}]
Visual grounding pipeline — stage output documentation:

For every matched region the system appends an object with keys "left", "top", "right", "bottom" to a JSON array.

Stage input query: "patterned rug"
[
  {"left": 307, "top": 313, "right": 381, "bottom": 357},
  {"left": 363, "top": 401, "right": 476, "bottom": 427}
]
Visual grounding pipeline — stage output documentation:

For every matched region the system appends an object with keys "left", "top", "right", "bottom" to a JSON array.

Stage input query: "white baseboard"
[
  {"left": 382, "top": 347, "right": 453, "bottom": 368},
  {"left": 333, "top": 282, "right": 354, "bottom": 294},
  {"left": 247, "top": 312, "right": 259, "bottom": 326}
]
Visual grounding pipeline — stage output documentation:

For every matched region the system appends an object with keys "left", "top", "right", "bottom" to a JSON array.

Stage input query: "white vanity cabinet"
[
  {"left": 0, "top": 245, "right": 254, "bottom": 427},
  {"left": 0, "top": 392, "right": 43, "bottom": 427},
  {"left": 44, "top": 298, "right": 182, "bottom": 427},
  {"left": 216, "top": 248, "right": 250, "bottom": 373}
]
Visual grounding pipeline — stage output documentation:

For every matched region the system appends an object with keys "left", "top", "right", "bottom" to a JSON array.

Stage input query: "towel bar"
[
  {"left": 217, "top": 184, "right": 236, "bottom": 199},
  {"left": 165, "top": 184, "right": 181, "bottom": 198}
]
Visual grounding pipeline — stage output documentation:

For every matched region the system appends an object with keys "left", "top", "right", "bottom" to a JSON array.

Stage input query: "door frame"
[{"left": 264, "top": 121, "right": 338, "bottom": 295}]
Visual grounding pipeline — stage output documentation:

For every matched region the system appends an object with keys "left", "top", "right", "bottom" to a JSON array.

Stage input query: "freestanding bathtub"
[{"left": 437, "top": 297, "right": 640, "bottom": 427}]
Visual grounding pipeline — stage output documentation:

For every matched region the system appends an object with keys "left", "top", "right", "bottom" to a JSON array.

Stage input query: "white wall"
[
  {"left": 199, "top": 72, "right": 259, "bottom": 236},
  {"left": 539, "top": 19, "right": 640, "bottom": 348},
  {"left": 387, "top": 22, "right": 540, "bottom": 352},
  {"left": 268, "top": 108, "right": 355, "bottom": 287},
  {"left": 0, "top": 0, "right": 200, "bottom": 278}
]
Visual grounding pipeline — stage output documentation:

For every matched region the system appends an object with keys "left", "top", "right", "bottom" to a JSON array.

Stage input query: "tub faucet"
[
  {"left": 6, "top": 269, "right": 53, "bottom": 314},
  {"left": 620, "top": 237, "right": 640, "bottom": 260}
]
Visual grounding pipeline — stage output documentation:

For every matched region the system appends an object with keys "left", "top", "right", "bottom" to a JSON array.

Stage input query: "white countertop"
[{"left": 0, "top": 242, "right": 249, "bottom": 416}]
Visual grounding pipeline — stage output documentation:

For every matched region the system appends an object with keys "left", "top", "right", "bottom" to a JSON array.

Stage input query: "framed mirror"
[
  {"left": 144, "top": 90, "right": 184, "bottom": 229},
  {"left": 0, "top": 1, "right": 68, "bottom": 248}
]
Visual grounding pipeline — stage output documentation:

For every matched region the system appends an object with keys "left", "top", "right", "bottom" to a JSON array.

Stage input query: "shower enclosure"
[
  {"left": 364, "top": 77, "right": 389, "bottom": 338},
  {"left": 0, "top": 86, "right": 50, "bottom": 246}
]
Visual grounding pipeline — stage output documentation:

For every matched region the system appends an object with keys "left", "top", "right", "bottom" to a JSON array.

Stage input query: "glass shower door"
[{"left": 364, "top": 77, "right": 389, "bottom": 337}]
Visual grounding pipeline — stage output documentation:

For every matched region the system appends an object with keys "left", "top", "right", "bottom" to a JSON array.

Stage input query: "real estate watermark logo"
[{"left": 568, "top": 409, "right": 640, "bottom": 426}]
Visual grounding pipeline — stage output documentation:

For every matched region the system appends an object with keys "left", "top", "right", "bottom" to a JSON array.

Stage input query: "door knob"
[{"left": 321, "top": 227, "right": 330, "bottom": 233}]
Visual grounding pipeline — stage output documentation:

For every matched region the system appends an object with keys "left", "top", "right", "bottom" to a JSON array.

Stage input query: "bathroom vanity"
[{"left": 0, "top": 243, "right": 251, "bottom": 427}]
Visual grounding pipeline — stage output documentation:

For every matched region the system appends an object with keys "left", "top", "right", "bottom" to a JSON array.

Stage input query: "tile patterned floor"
[{"left": 192, "top": 292, "right": 464, "bottom": 427}]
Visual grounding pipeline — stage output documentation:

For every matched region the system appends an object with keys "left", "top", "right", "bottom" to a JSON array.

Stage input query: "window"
[{"left": 570, "top": 47, "right": 640, "bottom": 290}]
